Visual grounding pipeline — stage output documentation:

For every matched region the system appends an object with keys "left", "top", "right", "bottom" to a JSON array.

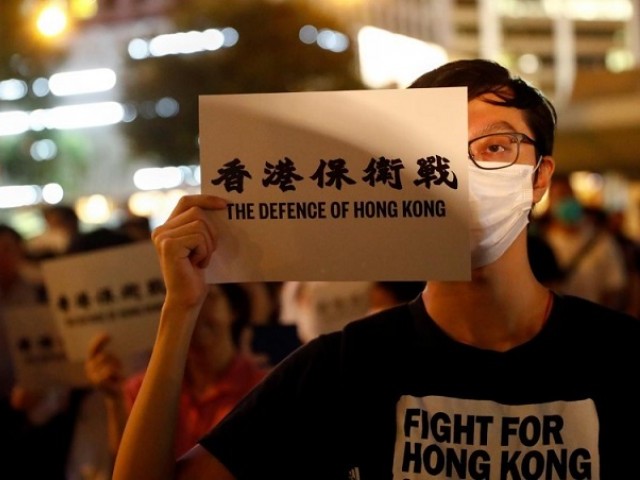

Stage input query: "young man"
[{"left": 113, "top": 59, "right": 640, "bottom": 479}]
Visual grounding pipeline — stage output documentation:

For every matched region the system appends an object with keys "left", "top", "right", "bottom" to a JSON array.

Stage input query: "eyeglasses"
[{"left": 468, "top": 132, "right": 537, "bottom": 170}]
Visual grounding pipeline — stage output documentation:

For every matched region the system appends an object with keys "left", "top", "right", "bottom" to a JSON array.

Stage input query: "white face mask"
[{"left": 468, "top": 162, "right": 535, "bottom": 268}]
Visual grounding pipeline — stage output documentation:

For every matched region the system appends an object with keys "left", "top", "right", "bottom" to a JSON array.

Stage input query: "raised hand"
[
  {"left": 151, "top": 195, "right": 227, "bottom": 311},
  {"left": 85, "top": 332, "right": 124, "bottom": 399}
]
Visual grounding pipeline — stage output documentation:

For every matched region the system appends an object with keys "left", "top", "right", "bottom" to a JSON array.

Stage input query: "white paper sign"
[
  {"left": 199, "top": 87, "right": 470, "bottom": 283},
  {"left": 40, "top": 241, "right": 164, "bottom": 363},
  {"left": 2, "top": 304, "right": 88, "bottom": 389}
]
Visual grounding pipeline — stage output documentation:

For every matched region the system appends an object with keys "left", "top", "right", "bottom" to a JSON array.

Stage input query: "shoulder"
[
  {"left": 304, "top": 300, "right": 416, "bottom": 348},
  {"left": 552, "top": 293, "right": 640, "bottom": 342},
  {"left": 290, "top": 300, "right": 419, "bottom": 379},
  {"left": 555, "top": 292, "right": 636, "bottom": 320},
  {"left": 342, "top": 301, "right": 416, "bottom": 343},
  {"left": 277, "top": 300, "right": 416, "bottom": 366}
]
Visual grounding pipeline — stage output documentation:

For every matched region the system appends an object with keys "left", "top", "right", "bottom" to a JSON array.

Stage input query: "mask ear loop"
[
  {"left": 532, "top": 155, "right": 543, "bottom": 182},
  {"left": 530, "top": 155, "right": 545, "bottom": 218},
  {"left": 533, "top": 155, "right": 543, "bottom": 172}
]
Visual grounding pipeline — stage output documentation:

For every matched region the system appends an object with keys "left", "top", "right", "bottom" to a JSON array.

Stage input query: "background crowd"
[{"left": 0, "top": 190, "right": 638, "bottom": 479}]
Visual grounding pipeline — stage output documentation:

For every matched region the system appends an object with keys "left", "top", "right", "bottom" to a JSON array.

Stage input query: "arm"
[
  {"left": 84, "top": 332, "right": 129, "bottom": 456},
  {"left": 112, "top": 194, "right": 234, "bottom": 480}
]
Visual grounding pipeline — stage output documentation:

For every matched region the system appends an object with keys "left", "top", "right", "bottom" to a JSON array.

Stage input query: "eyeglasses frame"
[{"left": 468, "top": 132, "right": 538, "bottom": 170}]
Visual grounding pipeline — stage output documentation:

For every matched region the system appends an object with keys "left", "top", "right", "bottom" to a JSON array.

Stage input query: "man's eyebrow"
[{"left": 477, "top": 122, "right": 518, "bottom": 136}]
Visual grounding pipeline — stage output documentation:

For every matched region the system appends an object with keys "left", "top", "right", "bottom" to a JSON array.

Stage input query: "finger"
[
  {"left": 87, "top": 332, "right": 111, "bottom": 358},
  {"left": 87, "top": 356, "right": 122, "bottom": 385},
  {"left": 97, "top": 361, "right": 122, "bottom": 381},
  {"left": 154, "top": 210, "right": 218, "bottom": 266},
  {"left": 163, "top": 195, "right": 227, "bottom": 223},
  {"left": 155, "top": 220, "right": 219, "bottom": 269}
]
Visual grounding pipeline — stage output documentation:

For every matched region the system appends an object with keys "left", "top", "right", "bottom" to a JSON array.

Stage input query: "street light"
[{"left": 36, "top": 1, "right": 68, "bottom": 38}]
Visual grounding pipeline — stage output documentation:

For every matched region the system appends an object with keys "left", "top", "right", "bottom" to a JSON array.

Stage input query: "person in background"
[
  {"left": 27, "top": 204, "right": 80, "bottom": 261},
  {"left": 368, "top": 281, "right": 426, "bottom": 314},
  {"left": 604, "top": 208, "right": 640, "bottom": 318},
  {"left": 0, "top": 224, "right": 76, "bottom": 480},
  {"left": 8, "top": 226, "right": 138, "bottom": 480},
  {"left": 526, "top": 228, "right": 563, "bottom": 289},
  {"left": 273, "top": 281, "right": 427, "bottom": 363},
  {"left": 240, "top": 282, "right": 281, "bottom": 327},
  {"left": 237, "top": 281, "right": 301, "bottom": 369},
  {"left": 543, "top": 174, "right": 627, "bottom": 310},
  {"left": 0, "top": 224, "right": 49, "bottom": 477},
  {"left": 0, "top": 224, "right": 47, "bottom": 403},
  {"left": 65, "top": 226, "right": 134, "bottom": 253},
  {"left": 0, "top": 224, "right": 46, "bottom": 309},
  {"left": 118, "top": 214, "right": 152, "bottom": 242},
  {"left": 62, "top": 226, "right": 142, "bottom": 480},
  {"left": 279, "top": 281, "right": 372, "bottom": 344},
  {"left": 85, "top": 282, "right": 268, "bottom": 462},
  {"left": 111, "top": 59, "right": 640, "bottom": 479}
]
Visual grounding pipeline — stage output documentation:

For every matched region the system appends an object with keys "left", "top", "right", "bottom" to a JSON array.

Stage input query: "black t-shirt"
[{"left": 200, "top": 293, "right": 640, "bottom": 479}]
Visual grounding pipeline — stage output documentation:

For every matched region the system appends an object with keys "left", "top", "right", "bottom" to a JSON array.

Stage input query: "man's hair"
[{"left": 408, "top": 59, "right": 557, "bottom": 157}]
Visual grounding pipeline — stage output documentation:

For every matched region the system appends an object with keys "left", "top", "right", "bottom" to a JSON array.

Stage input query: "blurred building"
[
  {"left": 55, "top": 0, "right": 640, "bottom": 178},
  {"left": 2, "top": 0, "right": 640, "bottom": 239}
]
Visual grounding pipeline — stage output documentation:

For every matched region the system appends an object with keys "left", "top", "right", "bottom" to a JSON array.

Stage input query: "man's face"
[
  {"left": 191, "top": 285, "right": 235, "bottom": 350},
  {"left": 468, "top": 93, "right": 539, "bottom": 169},
  {"left": 467, "top": 92, "right": 554, "bottom": 206}
]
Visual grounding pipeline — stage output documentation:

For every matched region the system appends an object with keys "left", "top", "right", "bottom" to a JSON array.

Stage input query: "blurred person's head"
[
  {"left": 66, "top": 227, "right": 134, "bottom": 254},
  {"left": 368, "top": 281, "right": 426, "bottom": 314},
  {"left": 0, "top": 224, "right": 46, "bottom": 304},
  {"left": 27, "top": 204, "right": 80, "bottom": 259},
  {"left": 0, "top": 224, "right": 26, "bottom": 289},
  {"left": 548, "top": 174, "right": 584, "bottom": 228},
  {"left": 191, "top": 283, "right": 251, "bottom": 353},
  {"left": 43, "top": 204, "right": 79, "bottom": 232},
  {"left": 240, "top": 282, "right": 281, "bottom": 326},
  {"left": 119, "top": 215, "right": 151, "bottom": 241}
]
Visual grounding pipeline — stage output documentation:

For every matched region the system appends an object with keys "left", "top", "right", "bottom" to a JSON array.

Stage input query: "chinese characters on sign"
[
  {"left": 53, "top": 277, "right": 165, "bottom": 327},
  {"left": 3, "top": 305, "right": 89, "bottom": 389},
  {"left": 213, "top": 155, "right": 457, "bottom": 194},
  {"left": 41, "top": 241, "right": 164, "bottom": 365},
  {"left": 213, "top": 155, "right": 457, "bottom": 221}
]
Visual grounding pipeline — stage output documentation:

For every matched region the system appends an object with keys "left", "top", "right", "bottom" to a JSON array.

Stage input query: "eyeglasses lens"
[{"left": 469, "top": 134, "right": 522, "bottom": 169}]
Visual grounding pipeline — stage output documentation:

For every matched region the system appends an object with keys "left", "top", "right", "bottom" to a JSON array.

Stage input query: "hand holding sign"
[
  {"left": 151, "top": 194, "right": 228, "bottom": 309},
  {"left": 85, "top": 332, "right": 124, "bottom": 399}
]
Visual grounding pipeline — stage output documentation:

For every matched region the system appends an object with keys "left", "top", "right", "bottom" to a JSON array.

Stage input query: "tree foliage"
[
  {"left": 0, "top": 0, "right": 87, "bottom": 190},
  {"left": 0, "top": 132, "right": 89, "bottom": 193},
  {"left": 120, "top": 0, "right": 365, "bottom": 166},
  {"left": 0, "top": 0, "right": 68, "bottom": 104}
]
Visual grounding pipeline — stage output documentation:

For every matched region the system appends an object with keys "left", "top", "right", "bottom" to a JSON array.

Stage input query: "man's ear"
[{"left": 533, "top": 155, "right": 555, "bottom": 203}]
